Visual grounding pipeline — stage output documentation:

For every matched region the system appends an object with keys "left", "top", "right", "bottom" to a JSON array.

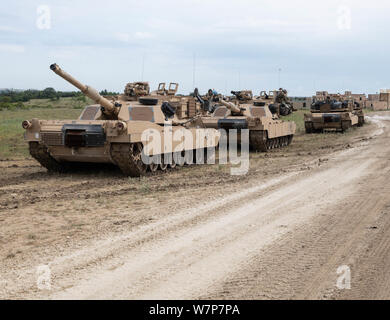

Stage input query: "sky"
[{"left": 0, "top": 0, "right": 389, "bottom": 96}]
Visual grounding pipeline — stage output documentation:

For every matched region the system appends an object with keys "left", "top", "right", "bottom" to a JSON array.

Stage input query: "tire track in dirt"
[
  {"left": 8, "top": 142, "right": 375, "bottom": 299},
  {"left": 203, "top": 117, "right": 390, "bottom": 300},
  {"left": 1, "top": 172, "right": 300, "bottom": 298}
]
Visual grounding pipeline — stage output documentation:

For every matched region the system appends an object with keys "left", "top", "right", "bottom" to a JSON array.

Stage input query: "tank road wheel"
[
  {"left": 29, "top": 142, "right": 70, "bottom": 173},
  {"left": 130, "top": 143, "right": 148, "bottom": 175},
  {"left": 148, "top": 163, "right": 159, "bottom": 173},
  {"left": 169, "top": 155, "right": 177, "bottom": 169},
  {"left": 277, "top": 137, "right": 282, "bottom": 148},
  {"left": 272, "top": 138, "right": 277, "bottom": 149},
  {"left": 159, "top": 155, "right": 169, "bottom": 171},
  {"left": 174, "top": 151, "right": 186, "bottom": 167},
  {"left": 162, "top": 153, "right": 177, "bottom": 169},
  {"left": 111, "top": 143, "right": 148, "bottom": 177},
  {"left": 159, "top": 163, "right": 168, "bottom": 171}
]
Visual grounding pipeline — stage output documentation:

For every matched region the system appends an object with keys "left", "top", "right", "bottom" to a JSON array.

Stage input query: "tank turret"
[{"left": 50, "top": 63, "right": 119, "bottom": 117}]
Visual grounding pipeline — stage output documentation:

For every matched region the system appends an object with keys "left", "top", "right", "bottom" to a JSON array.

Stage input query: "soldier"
[
  {"left": 276, "top": 88, "right": 288, "bottom": 104},
  {"left": 276, "top": 88, "right": 293, "bottom": 116}
]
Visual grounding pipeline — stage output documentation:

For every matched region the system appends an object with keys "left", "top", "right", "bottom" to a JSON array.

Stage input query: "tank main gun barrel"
[
  {"left": 50, "top": 63, "right": 116, "bottom": 115},
  {"left": 219, "top": 99, "right": 242, "bottom": 114}
]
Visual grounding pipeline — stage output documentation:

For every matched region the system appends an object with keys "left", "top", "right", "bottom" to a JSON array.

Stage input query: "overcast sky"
[{"left": 0, "top": 0, "right": 389, "bottom": 96}]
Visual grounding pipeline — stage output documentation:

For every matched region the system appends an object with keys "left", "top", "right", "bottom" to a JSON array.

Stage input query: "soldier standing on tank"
[{"left": 276, "top": 88, "right": 285, "bottom": 104}]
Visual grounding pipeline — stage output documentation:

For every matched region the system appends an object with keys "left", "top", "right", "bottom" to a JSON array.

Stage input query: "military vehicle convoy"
[
  {"left": 22, "top": 64, "right": 219, "bottom": 176},
  {"left": 194, "top": 89, "right": 296, "bottom": 151},
  {"left": 23, "top": 63, "right": 367, "bottom": 178},
  {"left": 304, "top": 92, "right": 362, "bottom": 133}
]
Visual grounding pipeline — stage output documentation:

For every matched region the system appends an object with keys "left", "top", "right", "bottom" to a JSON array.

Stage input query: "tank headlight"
[
  {"left": 22, "top": 120, "right": 32, "bottom": 129},
  {"left": 116, "top": 121, "right": 127, "bottom": 131}
]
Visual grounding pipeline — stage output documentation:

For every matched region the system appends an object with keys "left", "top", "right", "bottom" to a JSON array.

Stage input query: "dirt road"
[{"left": 1, "top": 115, "right": 389, "bottom": 299}]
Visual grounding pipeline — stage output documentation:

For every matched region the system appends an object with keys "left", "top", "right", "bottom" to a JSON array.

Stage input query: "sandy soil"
[{"left": 0, "top": 114, "right": 389, "bottom": 299}]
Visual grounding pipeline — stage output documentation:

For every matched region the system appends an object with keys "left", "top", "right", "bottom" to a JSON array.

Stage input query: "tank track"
[
  {"left": 250, "top": 131, "right": 293, "bottom": 152},
  {"left": 111, "top": 143, "right": 148, "bottom": 177},
  {"left": 341, "top": 120, "right": 352, "bottom": 132},
  {"left": 111, "top": 143, "right": 211, "bottom": 177},
  {"left": 358, "top": 116, "right": 365, "bottom": 127},
  {"left": 29, "top": 142, "right": 69, "bottom": 172}
]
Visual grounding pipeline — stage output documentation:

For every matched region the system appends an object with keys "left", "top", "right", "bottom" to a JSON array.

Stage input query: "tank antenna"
[{"left": 192, "top": 52, "right": 196, "bottom": 89}]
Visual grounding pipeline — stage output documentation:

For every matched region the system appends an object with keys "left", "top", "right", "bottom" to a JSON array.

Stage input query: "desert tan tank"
[
  {"left": 346, "top": 93, "right": 365, "bottom": 127},
  {"left": 256, "top": 89, "right": 294, "bottom": 116},
  {"left": 304, "top": 92, "right": 360, "bottom": 133},
  {"left": 22, "top": 64, "right": 219, "bottom": 176},
  {"left": 195, "top": 89, "right": 296, "bottom": 151}
]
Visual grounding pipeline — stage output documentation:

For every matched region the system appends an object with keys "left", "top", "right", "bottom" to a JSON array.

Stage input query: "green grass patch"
[
  {"left": 282, "top": 109, "right": 310, "bottom": 135},
  {"left": 22, "top": 96, "right": 94, "bottom": 109},
  {"left": 0, "top": 107, "right": 82, "bottom": 159}
]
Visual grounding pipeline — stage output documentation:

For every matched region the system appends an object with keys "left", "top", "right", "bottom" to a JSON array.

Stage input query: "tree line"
[
  {"left": 0, "top": 88, "right": 119, "bottom": 103},
  {"left": 0, "top": 88, "right": 119, "bottom": 111}
]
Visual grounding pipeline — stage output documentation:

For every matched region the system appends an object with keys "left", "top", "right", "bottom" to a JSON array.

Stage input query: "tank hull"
[
  {"left": 25, "top": 119, "right": 220, "bottom": 176},
  {"left": 201, "top": 105, "right": 296, "bottom": 152},
  {"left": 304, "top": 112, "right": 359, "bottom": 133}
]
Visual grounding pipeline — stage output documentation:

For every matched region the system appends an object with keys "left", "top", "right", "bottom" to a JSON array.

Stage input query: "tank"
[
  {"left": 304, "top": 92, "right": 360, "bottom": 133},
  {"left": 348, "top": 96, "right": 365, "bottom": 127},
  {"left": 22, "top": 64, "right": 219, "bottom": 176},
  {"left": 195, "top": 89, "right": 296, "bottom": 151}
]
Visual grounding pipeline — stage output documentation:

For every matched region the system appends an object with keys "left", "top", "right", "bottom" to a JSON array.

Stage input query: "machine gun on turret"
[{"left": 231, "top": 90, "right": 253, "bottom": 102}]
